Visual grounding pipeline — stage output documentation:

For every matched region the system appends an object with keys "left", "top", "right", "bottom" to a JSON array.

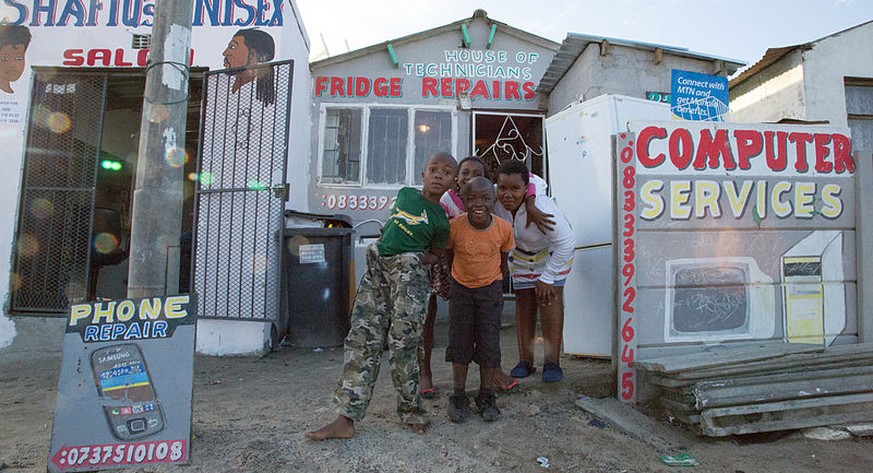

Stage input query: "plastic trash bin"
[{"left": 282, "top": 211, "right": 353, "bottom": 348}]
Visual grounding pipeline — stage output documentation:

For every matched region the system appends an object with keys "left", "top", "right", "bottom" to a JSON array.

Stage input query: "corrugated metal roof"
[
  {"left": 537, "top": 33, "right": 746, "bottom": 94},
  {"left": 310, "top": 9, "right": 559, "bottom": 70},
  {"left": 728, "top": 45, "right": 807, "bottom": 89}
]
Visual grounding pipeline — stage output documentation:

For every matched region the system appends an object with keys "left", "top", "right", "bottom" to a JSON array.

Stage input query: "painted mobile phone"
[{"left": 90, "top": 343, "right": 165, "bottom": 440}]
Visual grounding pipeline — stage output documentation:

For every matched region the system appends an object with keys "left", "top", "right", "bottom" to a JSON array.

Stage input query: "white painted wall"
[
  {"left": 803, "top": 23, "right": 873, "bottom": 127},
  {"left": 730, "top": 22, "right": 873, "bottom": 126},
  {"left": 729, "top": 51, "right": 806, "bottom": 123},
  {"left": 194, "top": 1, "right": 312, "bottom": 357},
  {"left": 1, "top": 1, "right": 312, "bottom": 356},
  {"left": 0, "top": 92, "right": 28, "bottom": 349},
  {"left": 548, "top": 42, "right": 731, "bottom": 116}
]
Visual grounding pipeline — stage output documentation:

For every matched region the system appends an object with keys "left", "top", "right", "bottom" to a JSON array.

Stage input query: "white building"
[
  {"left": 729, "top": 20, "right": 873, "bottom": 152},
  {"left": 0, "top": 1, "right": 312, "bottom": 355}
]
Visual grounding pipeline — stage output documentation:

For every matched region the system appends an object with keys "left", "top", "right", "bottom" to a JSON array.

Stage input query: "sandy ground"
[{"left": 2, "top": 313, "right": 873, "bottom": 473}]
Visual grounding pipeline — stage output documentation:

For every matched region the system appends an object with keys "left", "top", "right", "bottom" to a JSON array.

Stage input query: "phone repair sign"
[{"left": 48, "top": 294, "right": 197, "bottom": 472}]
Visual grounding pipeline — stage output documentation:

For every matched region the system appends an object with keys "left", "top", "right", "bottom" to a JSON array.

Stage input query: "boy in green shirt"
[{"left": 306, "top": 152, "right": 457, "bottom": 440}]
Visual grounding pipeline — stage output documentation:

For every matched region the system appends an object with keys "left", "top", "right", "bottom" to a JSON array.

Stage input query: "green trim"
[
  {"left": 460, "top": 23, "right": 471, "bottom": 48},
  {"left": 386, "top": 43, "right": 399, "bottom": 66},
  {"left": 487, "top": 23, "right": 497, "bottom": 49}
]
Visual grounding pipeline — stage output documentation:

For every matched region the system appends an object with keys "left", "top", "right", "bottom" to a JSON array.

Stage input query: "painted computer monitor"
[{"left": 664, "top": 257, "right": 775, "bottom": 343}]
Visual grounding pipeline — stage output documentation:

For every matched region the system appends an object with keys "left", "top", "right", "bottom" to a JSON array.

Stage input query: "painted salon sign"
[{"left": 314, "top": 48, "right": 541, "bottom": 101}]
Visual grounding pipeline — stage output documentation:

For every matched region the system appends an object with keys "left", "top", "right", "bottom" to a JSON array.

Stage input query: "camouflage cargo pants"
[{"left": 332, "top": 243, "right": 430, "bottom": 424}]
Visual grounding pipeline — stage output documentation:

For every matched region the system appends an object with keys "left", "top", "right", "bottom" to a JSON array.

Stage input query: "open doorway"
[{"left": 11, "top": 68, "right": 202, "bottom": 316}]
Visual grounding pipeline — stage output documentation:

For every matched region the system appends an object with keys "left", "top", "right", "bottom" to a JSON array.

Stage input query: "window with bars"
[{"left": 319, "top": 106, "right": 453, "bottom": 186}]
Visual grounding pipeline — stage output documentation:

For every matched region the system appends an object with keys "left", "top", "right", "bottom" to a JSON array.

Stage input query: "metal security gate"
[
  {"left": 193, "top": 60, "right": 293, "bottom": 322},
  {"left": 11, "top": 72, "right": 107, "bottom": 315}
]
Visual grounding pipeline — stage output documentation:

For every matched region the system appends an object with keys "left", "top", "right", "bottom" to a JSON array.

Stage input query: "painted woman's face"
[{"left": 0, "top": 44, "right": 27, "bottom": 86}]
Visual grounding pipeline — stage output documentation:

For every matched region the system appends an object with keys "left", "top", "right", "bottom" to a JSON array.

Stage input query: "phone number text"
[
  {"left": 51, "top": 440, "right": 186, "bottom": 470},
  {"left": 321, "top": 193, "right": 396, "bottom": 211}
]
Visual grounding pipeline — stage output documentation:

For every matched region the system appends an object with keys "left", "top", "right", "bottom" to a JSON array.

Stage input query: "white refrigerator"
[{"left": 546, "top": 95, "right": 671, "bottom": 357}]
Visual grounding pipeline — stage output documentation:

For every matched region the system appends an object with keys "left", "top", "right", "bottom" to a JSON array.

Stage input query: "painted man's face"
[
  {"left": 0, "top": 44, "right": 27, "bottom": 84},
  {"left": 223, "top": 36, "right": 251, "bottom": 69}
]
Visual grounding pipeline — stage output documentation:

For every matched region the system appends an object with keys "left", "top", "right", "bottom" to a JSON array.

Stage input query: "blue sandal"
[
  {"left": 542, "top": 362, "right": 563, "bottom": 383},
  {"left": 510, "top": 361, "right": 536, "bottom": 378}
]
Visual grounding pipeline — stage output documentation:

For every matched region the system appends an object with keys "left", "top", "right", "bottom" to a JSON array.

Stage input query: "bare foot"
[
  {"left": 305, "top": 415, "right": 355, "bottom": 441},
  {"left": 407, "top": 422, "right": 431, "bottom": 435},
  {"left": 492, "top": 369, "right": 519, "bottom": 391},
  {"left": 419, "top": 373, "right": 434, "bottom": 392}
]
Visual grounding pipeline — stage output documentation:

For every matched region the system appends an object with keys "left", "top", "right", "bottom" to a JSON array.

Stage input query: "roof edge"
[{"left": 311, "top": 10, "right": 559, "bottom": 70}]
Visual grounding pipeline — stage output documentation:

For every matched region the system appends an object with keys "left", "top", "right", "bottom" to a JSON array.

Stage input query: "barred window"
[{"left": 319, "top": 105, "right": 454, "bottom": 187}]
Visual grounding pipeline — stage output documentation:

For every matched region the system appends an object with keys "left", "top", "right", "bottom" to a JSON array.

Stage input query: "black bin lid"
[{"left": 284, "top": 209, "right": 353, "bottom": 228}]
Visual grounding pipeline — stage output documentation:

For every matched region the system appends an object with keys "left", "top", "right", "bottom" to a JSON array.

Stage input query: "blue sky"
[{"left": 297, "top": 0, "right": 871, "bottom": 68}]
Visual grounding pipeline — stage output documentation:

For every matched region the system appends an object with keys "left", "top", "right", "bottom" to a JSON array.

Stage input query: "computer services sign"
[
  {"left": 614, "top": 121, "right": 855, "bottom": 403},
  {"left": 48, "top": 294, "right": 196, "bottom": 472}
]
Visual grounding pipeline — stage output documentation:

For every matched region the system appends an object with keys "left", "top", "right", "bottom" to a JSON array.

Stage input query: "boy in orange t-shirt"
[{"left": 445, "top": 177, "right": 515, "bottom": 423}]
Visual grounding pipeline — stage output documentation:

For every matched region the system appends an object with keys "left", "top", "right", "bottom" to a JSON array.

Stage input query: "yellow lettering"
[
  {"left": 116, "top": 300, "right": 136, "bottom": 321},
  {"left": 771, "top": 181, "right": 792, "bottom": 218},
  {"left": 139, "top": 298, "right": 162, "bottom": 320},
  {"left": 640, "top": 180, "right": 664, "bottom": 220},
  {"left": 164, "top": 295, "right": 189, "bottom": 319},
  {"left": 69, "top": 304, "right": 92, "bottom": 326},
  {"left": 821, "top": 184, "right": 843, "bottom": 218},
  {"left": 755, "top": 180, "right": 768, "bottom": 219},
  {"left": 92, "top": 301, "right": 116, "bottom": 323},
  {"left": 694, "top": 180, "right": 721, "bottom": 218},
  {"left": 794, "top": 182, "right": 816, "bottom": 218},
  {"left": 670, "top": 180, "right": 692, "bottom": 219},
  {"left": 724, "top": 180, "right": 753, "bottom": 218}
]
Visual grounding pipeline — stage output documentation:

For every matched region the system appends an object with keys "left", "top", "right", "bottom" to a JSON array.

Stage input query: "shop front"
[
  {"left": 308, "top": 9, "right": 558, "bottom": 260},
  {"left": 0, "top": 1, "right": 312, "bottom": 355}
]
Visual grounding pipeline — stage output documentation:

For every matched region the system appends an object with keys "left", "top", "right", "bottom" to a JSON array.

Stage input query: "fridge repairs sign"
[
  {"left": 670, "top": 69, "right": 729, "bottom": 121},
  {"left": 48, "top": 294, "right": 197, "bottom": 472}
]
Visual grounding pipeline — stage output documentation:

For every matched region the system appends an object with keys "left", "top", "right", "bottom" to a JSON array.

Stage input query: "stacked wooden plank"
[{"left": 636, "top": 342, "right": 873, "bottom": 437}]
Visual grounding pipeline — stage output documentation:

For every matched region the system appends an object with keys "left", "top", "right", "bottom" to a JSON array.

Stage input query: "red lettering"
[
  {"left": 440, "top": 77, "right": 453, "bottom": 97},
  {"left": 765, "top": 130, "right": 788, "bottom": 171},
  {"left": 668, "top": 128, "right": 693, "bottom": 170},
  {"left": 421, "top": 77, "right": 438, "bottom": 97},
  {"left": 504, "top": 81, "right": 520, "bottom": 100},
  {"left": 492, "top": 80, "right": 500, "bottom": 99},
  {"left": 470, "top": 80, "right": 490, "bottom": 99},
  {"left": 355, "top": 77, "right": 370, "bottom": 96},
  {"left": 693, "top": 129, "right": 735, "bottom": 170},
  {"left": 62, "top": 49, "right": 85, "bottom": 66},
  {"left": 389, "top": 78, "right": 402, "bottom": 97},
  {"left": 374, "top": 77, "right": 389, "bottom": 97},
  {"left": 455, "top": 78, "right": 471, "bottom": 96},
  {"left": 733, "top": 129, "right": 762, "bottom": 170},
  {"left": 833, "top": 133, "right": 854, "bottom": 173},
  {"left": 636, "top": 126, "right": 667, "bottom": 168},
  {"left": 813, "top": 133, "right": 834, "bottom": 173},
  {"left": 88, "top": 49, "right": 111, "bottom": 66},
  {"left": 345, "top": 76, "right": 353, "bottom": 96},
  {"left": 788, "top": 132, "right": 813, "bottom": 172},
  {"left": 137, "top": 49, "right": 149, "bottom": 67},
  {"left": 329, "top": 77, "right": 345, "bottom": 97},
  {"left": 314, "top": 76, "right": 329, "bottom": 97},
  {"left": 522, "top": 81, "right": 535, "bottom": 100},
  {"left": 113, "top": 48, "right": 132, "bottom": 66}
]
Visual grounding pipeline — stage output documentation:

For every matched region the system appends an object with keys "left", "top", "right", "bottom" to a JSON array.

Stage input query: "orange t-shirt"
[{"left": 448, "top": 214, "right": 515, "bottom": 288}]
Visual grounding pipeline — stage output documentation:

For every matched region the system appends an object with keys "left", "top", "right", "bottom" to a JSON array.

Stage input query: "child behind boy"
[
  {"left": 305, "top": 152, "right": 458, "bottom": 441},
  {"left": 445, "top": 176, "right": 515, "bottom": 422}
]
